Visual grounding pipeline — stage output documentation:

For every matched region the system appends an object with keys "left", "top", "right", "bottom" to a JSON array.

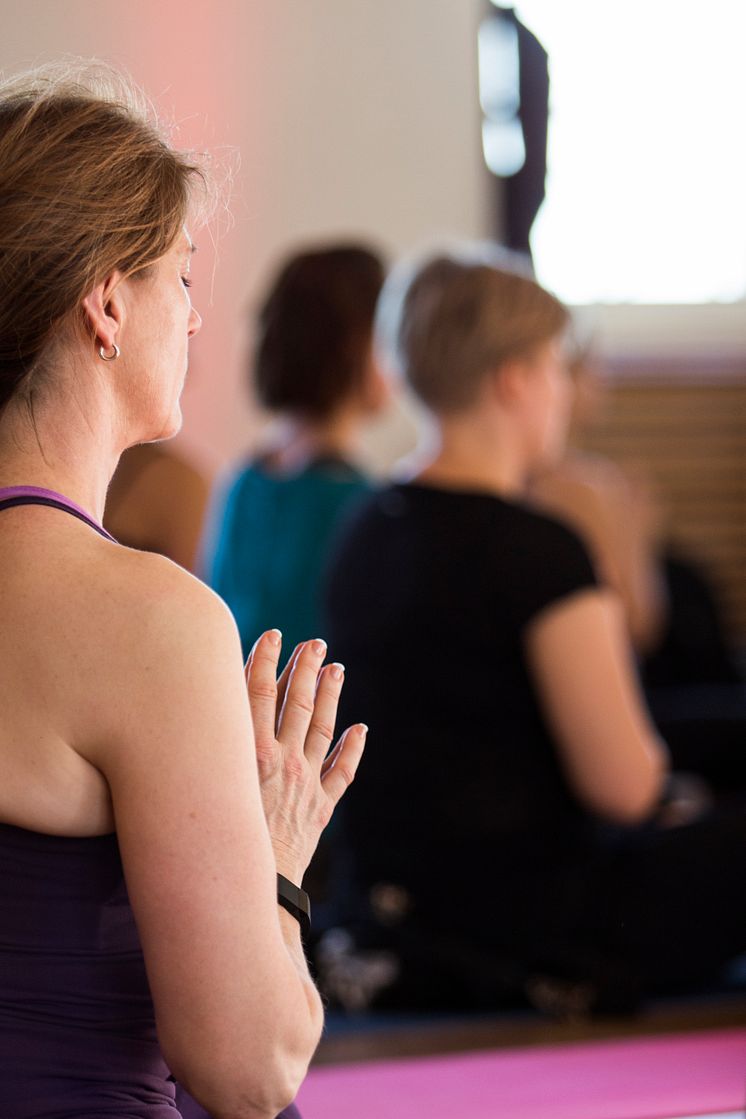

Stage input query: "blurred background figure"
[
  {"left": 529, "top": 344, "right": 668, "bottom": 656},
  {"left": 530, "top": 343, "right": 746, "bottom": 791},
  {"left": 105, "top": 443, "right": 210, "bottom": 573},
  {"left": 321, "top": 247, "right": 746, "bottom": 1015},
  {"left": 202, "top": 243, "right": 388, "bottom": 662}
]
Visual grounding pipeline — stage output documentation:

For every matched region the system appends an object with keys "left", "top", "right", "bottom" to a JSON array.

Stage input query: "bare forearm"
[
  {"left": 274, "top": 847, "right": 324, "bottom": 1031},
  {"left": 277, "top": 906, "right": 324, "bottom": 1039},
  {"left": 180, "top": 909, "right": 323, "bottom": 1119}
]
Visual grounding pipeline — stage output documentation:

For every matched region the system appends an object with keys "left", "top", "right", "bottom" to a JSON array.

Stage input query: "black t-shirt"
[{"left": 324, "top": 482, "right": 600, "bottom": 926}]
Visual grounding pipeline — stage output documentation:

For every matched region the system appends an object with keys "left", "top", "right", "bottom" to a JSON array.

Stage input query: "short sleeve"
[{"left": 501, "top": 508, "right": 599, "bottom": 633}]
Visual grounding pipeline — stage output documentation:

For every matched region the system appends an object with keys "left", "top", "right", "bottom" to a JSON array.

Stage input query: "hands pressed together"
[{"left": 245, "top": 629, "right": 367, "bottom": 884}]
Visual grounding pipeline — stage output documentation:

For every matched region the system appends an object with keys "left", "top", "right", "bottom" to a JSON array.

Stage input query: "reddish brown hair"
[{"left": 0, "top": 63, "right": 205, "bottom": 412}]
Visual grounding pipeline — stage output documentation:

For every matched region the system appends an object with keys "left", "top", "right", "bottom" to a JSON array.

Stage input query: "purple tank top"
[
  {"left": 0, "top": 488, "right": 301, "bottom": 1119},
  {"left": 0, "top": 484, "right": 116, "bottom": 541}
]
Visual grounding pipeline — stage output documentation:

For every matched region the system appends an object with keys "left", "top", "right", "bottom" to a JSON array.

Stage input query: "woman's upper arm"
[
  {"left": 79, "top": 558, "right": 314, "bottom": 1100},
  {"left": 525, "top": 587, "right": 668, "bottom": 823}
]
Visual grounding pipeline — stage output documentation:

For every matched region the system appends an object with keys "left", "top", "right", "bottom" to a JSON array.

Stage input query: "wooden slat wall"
[{"left": 579, "top": 378, "right": 746, "bottom": 644}]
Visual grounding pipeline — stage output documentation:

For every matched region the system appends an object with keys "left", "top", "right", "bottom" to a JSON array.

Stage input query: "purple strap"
[{"left": 0, "top": 485, "right": 116, "bottom": 542}]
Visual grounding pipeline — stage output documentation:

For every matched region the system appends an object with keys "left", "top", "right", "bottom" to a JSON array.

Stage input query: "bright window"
[{"left": 495, "top": 0, "right": 746, "bottom": 305}]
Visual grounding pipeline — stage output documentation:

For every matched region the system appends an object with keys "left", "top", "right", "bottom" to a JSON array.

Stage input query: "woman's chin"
[{"left": 147, "top": 404, "right": 183, "bottom": 443}]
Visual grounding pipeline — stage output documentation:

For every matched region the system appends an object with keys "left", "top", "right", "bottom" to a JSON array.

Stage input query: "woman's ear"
[
  {"left": 490, "top": 357, "right": 532, "bottom": 410},
  {"left": 81, "top": 271, "right": 125, "bottom": 353}
]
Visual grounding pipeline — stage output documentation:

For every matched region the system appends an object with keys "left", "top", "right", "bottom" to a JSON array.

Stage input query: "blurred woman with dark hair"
[{"left": 204, "top": 243, "right": 388, "bottom": 660}]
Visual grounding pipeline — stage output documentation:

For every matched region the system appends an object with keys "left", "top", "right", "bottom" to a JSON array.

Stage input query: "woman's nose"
[{"left": 188, "top": 306, "right": 202, "bottom": 338}]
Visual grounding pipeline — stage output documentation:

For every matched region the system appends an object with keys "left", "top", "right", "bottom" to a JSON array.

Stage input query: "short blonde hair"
[
  {"left": 0, "top": 61, "right": 208, "bottom": 412},
  {"left": 379, "top": 246, "right": 569, "bottom": 413}
]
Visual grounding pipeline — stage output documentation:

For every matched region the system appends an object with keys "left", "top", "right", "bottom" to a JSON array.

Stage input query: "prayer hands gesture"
[{"left": 245, "top": 630, "right": 366, "bottom": 883}]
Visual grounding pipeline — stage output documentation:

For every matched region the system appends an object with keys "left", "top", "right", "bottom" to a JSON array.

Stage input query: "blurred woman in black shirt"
[{"left": 324, "top": 249, "right": 746, "bottom": 1010}]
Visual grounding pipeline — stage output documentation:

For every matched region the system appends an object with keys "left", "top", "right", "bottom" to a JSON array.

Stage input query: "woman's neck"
[
  {"left": 0, "top": 389, "right": 123, "bottom": 523},
  {"left": 412, "top": 413, "right": 527, "bottom": 498},
  {"left": 259, "top": 411, "right": 362, "bottom": 474}
]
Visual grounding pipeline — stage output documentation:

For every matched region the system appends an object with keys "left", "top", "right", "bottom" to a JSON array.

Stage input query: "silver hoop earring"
[{"left": 98, "top": 343, "right": 121, "bottom": 362}]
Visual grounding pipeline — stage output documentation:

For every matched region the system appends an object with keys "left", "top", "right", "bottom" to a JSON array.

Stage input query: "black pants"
[{"left": 347, "top": 796, "right": 746, "bottom": 1014}]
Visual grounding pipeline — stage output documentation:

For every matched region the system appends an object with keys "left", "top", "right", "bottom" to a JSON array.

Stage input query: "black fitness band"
[{"left": 277, "top": 873, "right": 311, "bottom": 938}]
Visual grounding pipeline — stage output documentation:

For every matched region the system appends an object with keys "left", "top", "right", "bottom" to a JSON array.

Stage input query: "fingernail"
[
  {"left": 358, "top": 723, "right": 369, "bottom": 736},
  {"left": 311, "top": 638, "right": 327, "bottom": 658},
  {"left": 330, "top": 662, "right": 345, "bottom": 681},
  {"left": 267, "top": 629, "right": 282, "bottom": 647}
]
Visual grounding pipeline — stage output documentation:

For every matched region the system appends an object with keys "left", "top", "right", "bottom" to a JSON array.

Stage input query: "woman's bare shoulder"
[
  {"left": 91, "top": 540, "right": 234, "bottom": 629},
  {"left": 62, "top": 541, "right": 247, "bottom": 766}
]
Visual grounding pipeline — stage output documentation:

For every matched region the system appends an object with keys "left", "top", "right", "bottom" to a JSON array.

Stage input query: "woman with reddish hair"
[{"left": 0, "top": 63, "right": 364, "bottom": 1117}]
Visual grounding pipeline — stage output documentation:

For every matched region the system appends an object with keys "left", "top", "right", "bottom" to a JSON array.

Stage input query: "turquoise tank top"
[{"left": 204, "top": 458, "right": 371, "bottom": 661}]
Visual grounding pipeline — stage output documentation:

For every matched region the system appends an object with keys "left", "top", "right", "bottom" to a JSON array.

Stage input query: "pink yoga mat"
[{"left": 296, "top": 1028, "right": 746, "bottom": 1119}]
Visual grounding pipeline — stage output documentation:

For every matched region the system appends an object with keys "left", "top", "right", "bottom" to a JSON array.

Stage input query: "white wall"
[{"left": 0, "top": 0, "right": 490, "bottom": 472}]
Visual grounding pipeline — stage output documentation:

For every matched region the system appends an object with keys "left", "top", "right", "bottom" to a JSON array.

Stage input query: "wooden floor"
[{"left": 314, "top": 990, "right": 746, "bottom": 1066}]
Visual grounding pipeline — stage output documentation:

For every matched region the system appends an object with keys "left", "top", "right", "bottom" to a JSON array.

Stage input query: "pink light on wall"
[
  {"left": 0, "top": 0, "right": 273, "bottom": 472},
  {"left": 115, "top": 2, "right": 271, "bottom": 474}
]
